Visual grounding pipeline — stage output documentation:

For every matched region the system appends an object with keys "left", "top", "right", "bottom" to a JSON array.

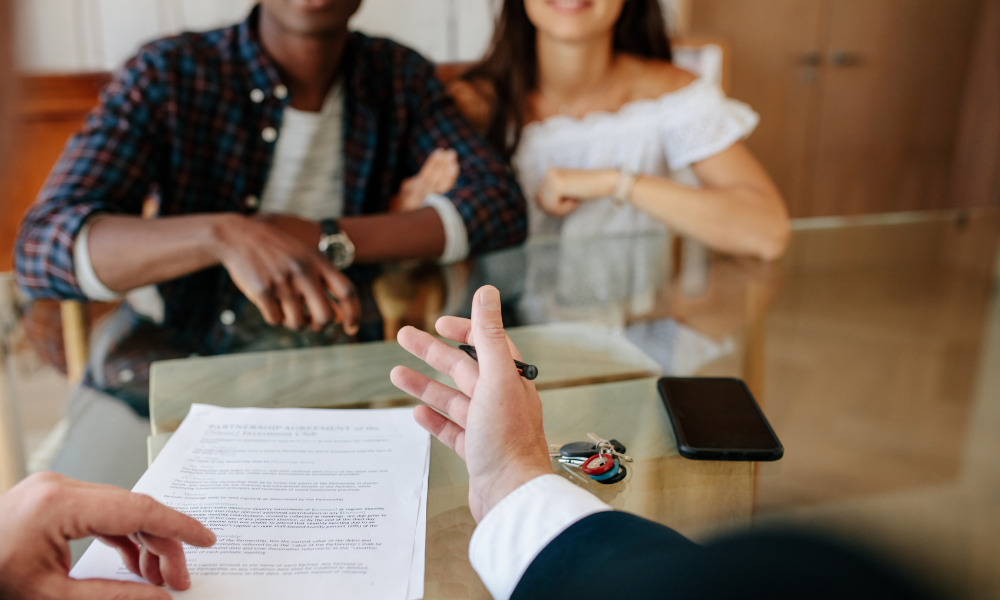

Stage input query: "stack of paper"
[{"left": 72, "top": 404, "right": 431, "bottom": 599}]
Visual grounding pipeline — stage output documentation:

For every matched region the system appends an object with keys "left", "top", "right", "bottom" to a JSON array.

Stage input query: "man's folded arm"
[
  {"left": 14, "top": 47, "right": 166, "bottom": 300},
  {"left": 405, "top": 54, "right": 528, "bottom": 257}
]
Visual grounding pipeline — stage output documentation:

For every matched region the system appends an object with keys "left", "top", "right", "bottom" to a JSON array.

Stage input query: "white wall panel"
[
  {"left": 15, "top": 0, "right": 90, "bottom": 72},
  {"left": 176, "top": 0, "right": 256, "bottom": 32},
  {"left": 455, "top": 0, "right": 495, "bottom": 61},
  {"left": 350, "top": 0, "right": 451, "bottom": 61},
  {"left": 15, "top": 0, "right": 685, "bottom": 74},
  {"left": 94, "top": 0, "right": 170, "bottom": 69}
]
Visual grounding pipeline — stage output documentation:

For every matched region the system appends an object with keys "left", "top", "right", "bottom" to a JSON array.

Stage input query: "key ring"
[
  {"left": 588, "top": 459, "right": 621, "bottom": 482},
  {"left": 550, "top": 433, "right": 632, "bottom": 485},
  {"left": 581, "top": 453, "right": 616, "bottom": 476}
]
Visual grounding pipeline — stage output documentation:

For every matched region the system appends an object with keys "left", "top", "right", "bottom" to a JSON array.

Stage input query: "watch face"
[
  {"left": 332, "top": 244, "right": 349, "bottom": 269},
  {"left": 321, "top": 233, "right": 354, "bottom": 270}
]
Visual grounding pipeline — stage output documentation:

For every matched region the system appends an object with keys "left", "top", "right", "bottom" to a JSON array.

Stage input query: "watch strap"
[{"left": 320, "top": 218, "right": 340, "bottom": 237}]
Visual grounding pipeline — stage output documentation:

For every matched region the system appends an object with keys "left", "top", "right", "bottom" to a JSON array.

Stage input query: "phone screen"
[{"left": 657, "top": 377, "right": 783, "bottom": 460}]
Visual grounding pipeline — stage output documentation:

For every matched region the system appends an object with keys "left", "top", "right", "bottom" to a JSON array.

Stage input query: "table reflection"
[{"left": 376, "top": 231, "right": 771, "bottom": 382}]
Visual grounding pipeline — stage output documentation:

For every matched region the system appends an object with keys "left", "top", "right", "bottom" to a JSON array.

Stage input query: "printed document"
[{"left": 72, "top": 404, "right": 430, "bottom": 599}]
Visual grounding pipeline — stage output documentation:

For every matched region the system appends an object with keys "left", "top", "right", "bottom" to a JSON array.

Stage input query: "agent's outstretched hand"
[
  {"left": 0, "top": 472, "right": 216, "bottom": 600},
  {"left": 391, "top": 285, "right": 552, "bottom": 521}
]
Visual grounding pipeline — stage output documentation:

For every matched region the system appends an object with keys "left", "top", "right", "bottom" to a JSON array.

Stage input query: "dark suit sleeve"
[
  {"left": 512, "top": 513, "right": 942, "bottom": 600},
  {"left": 510, "top": 511, "right": 700, "bottom": 600}
]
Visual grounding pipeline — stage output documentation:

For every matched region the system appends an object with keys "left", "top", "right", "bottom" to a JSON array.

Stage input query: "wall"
[
  {"left": 15, "top": 0, "right": 681, "bottom": 73},
  {"left": 14, "top": 0, "right": 497, "bottom": 72}
]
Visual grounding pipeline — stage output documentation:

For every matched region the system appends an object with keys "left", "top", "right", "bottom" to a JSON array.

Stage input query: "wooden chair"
[
  {"left": 0, "top": 273, "right": 27, "bottom": 492},
  {"left": 6, "top": 74, "right": 111, "bottom": 384}
]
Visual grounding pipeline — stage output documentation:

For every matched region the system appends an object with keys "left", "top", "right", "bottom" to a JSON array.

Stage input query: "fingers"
[
  {"left": 396, "top": 326, "right": 480, "bottom": 392},
  {"left": 297, "top": 272, "right": 336, "bottom": 332},
  {"left": 432, "top": 149, "right": 460, "bottom": 192},
  {"left": 390, "top": 366, "right": 470, "bottom": 427},
  {"left": 394, "top": 149, "right": 461, "bottom": 212},
  {"left": 469, "top": 286, "right": 517, "bottom": 382},
  {"left": 413, "top": 405, "right": 466, "bottom": 458},
  {"left": 315, "top": 262, "right": 359, "bottom": 335},
  {"left": 220, "top": 218, "right": 359, "bottom": 333},
  {"left": 420, "top": 148, "right": 460, "bottom": 194},
  {"left": 537, "top": 193, "right": 580, "bottom": 217},
  {"left": 273, "top": 276, "right": 307, "bottom": 330},
  {"left": 435, "top": 315, "right": 524, "bottom": 362},
  {"left": 434, "top": 315, "right": 472, "bottom": 345},
  {"left": 238, "top": 274, "right": 283, "bottom": 327},
  {"left": 137, "top": 532, "right": 191, "bottom": 591},
  {"left": 62, "top": 577, "right": 173, "bottom": 600},
  {"left": 96, "top": 535, "right": 142, "bottom": 577},
  {"left": 135, "top": 535, "right": 165, "bottom": 587},
  {"left": 70, "top": 489, "right": 216, "bottom": 549}
]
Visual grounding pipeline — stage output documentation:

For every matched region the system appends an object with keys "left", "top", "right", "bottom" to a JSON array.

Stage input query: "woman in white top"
[{"left": 448, "top": 0, "right": 790, "bottom": 260}]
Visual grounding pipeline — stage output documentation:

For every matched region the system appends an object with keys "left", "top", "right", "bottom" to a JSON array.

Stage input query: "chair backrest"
[
  {"left": 0, "top": 273, "right": 27, "bottom": 491},
  {"left": 7, "top": 74, "right": 109, "bottom": 385},
  {"left": 672, "top": 35, "right": 731, "bottom": 92}
]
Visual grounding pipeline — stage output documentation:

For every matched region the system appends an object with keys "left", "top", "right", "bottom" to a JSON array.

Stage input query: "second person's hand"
[
  {"left": 212, "top": 213, "right": 360, "bottom": 334},
  {"left": 535, "top": 168, "right": 619, "bottom": 217},
  {"left": 390, "top": 285, "right": 553, "bottom": 521},
  {"left": 392, "top": 148, "right": 461, "bottom": 213},
  {"left": 0, "top": 472, "right": 216, "bottom": 600}
]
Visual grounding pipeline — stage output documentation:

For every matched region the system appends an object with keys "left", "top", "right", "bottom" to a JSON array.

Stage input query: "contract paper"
[{"left": 72, "top": 404, "right": 430, "bottom": 600}]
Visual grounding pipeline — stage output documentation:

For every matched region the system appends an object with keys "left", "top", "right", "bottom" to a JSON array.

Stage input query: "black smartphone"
[{"left": 657, "top": 377, "right": 783, "bottom": 461}]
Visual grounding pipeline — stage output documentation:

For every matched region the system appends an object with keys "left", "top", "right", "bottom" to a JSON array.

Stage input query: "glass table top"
[{"left": 149, "top": 209, "right": 1000, "bottom": 599}]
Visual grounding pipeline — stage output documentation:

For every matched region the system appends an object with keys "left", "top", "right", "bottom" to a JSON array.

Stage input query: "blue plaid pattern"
[{"left": 13, "top": 8, "right": 526, "bottom": 413}]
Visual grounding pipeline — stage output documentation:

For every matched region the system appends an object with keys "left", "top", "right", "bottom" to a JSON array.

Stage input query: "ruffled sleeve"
[{"left": 659, "top": 79, "right": 760, "bottom": 171}]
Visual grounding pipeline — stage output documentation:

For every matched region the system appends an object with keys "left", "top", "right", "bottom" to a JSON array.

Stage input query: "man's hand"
[
  {"left": 392, "top": 148, "right": 460, "bottom": 212},
  {"left": 212, "top": 214, "right": 360, "bottom": 334},
  {"left": 0, "top": 472, "right": 216, "bottom": 600},
  {"left": 390, "top": 285, "right": 553, "bottom": 521},
  {"left": 536, "top": 168, "right": 618, "bottom": 217}
]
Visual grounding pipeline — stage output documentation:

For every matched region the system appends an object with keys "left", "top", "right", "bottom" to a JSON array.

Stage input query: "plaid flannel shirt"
[{"left": 14, "top": 9, "right": 526, "bottom": 413}]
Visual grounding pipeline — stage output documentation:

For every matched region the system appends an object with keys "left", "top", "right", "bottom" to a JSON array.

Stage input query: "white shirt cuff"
[
  {"left": 423, "top": 193, "right": 469, "bottom": 264},
  {"left": 73, "top": 218, "right": 122, "bottom": 301},
  {"left": 469, "top": 474, "right": 612, "bottom": 600}
]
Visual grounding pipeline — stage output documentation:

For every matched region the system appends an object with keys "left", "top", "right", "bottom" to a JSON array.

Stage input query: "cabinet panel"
[
  {"left": 950, "top": 0, "right": 1000, "bottom": 210},
  {"left": 689, "top": 0, "right": 826, "bottom": 218},
  {"left": 690, "top": 0, "right": 982, "bottom": 217},
  {"left": 811, "top": 0, "right": 980, "bottom": 215}
]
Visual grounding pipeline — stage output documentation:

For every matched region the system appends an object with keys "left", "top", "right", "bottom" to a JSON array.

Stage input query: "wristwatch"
[{"left": 318, "top": 218, "right": 356, "bottom": 270}]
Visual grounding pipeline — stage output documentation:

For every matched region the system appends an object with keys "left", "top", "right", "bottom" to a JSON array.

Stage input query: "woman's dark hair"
[{"left": 462, "top": 0, "right": 673, "bottom": 159}]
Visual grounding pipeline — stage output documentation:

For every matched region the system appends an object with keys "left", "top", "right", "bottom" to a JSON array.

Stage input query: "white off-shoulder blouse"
[{"left": 513, "top": 78, "right": 759, "bottom": 237}]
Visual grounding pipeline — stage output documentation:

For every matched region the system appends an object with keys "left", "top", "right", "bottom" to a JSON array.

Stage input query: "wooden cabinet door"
[
  {"left": 690, "top": 0, "right": 982, "bottom": 217},
  {"left": 811, "top": 0, "right": 980, "bottom": 216},
  {"left": 689, "top": 0, "right": 827, "bottom": 218}
]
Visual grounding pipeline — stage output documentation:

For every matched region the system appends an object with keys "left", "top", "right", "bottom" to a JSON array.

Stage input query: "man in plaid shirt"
[
  {"left": 13, "top": 1, "right": 525, "bottom": 487},
  {"left": 16, "top": 2, "right": 525, "bottom": 402}
]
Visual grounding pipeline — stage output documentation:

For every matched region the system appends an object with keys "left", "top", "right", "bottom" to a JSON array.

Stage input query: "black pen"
[{"left": 459, "top": 344, "right": 539, "bottom": 380}]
